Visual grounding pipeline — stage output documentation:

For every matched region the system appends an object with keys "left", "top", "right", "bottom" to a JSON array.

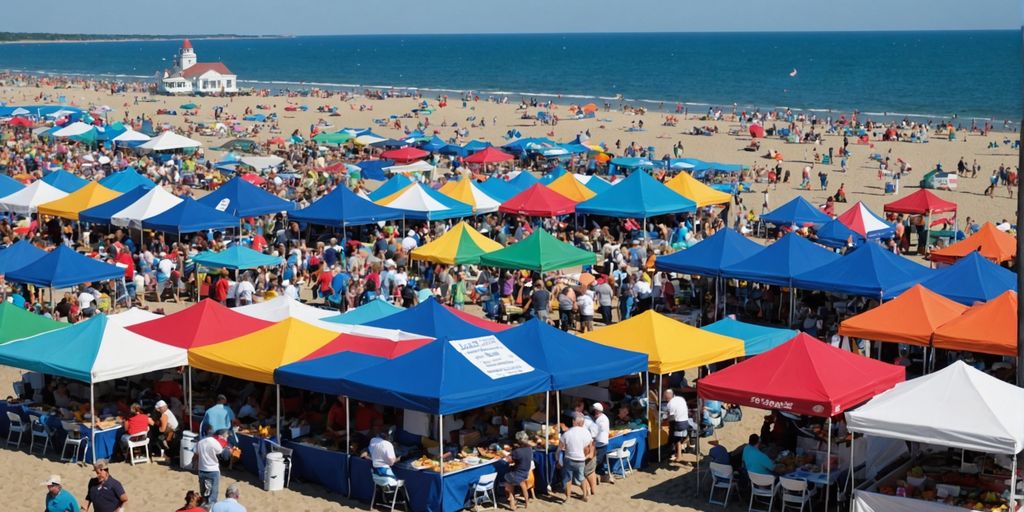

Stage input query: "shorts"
[
  {"left": 584, "top": 457, "right": 597, "bottom": 475},
  {"left": 671, "top": 421, "right": 690, "bottom": 442},
  {"left": 504, "top": 472, "right": 527, "bottom": 486},
  {"left": 562, "top": 459, "right": 586, "bottom": 486}
]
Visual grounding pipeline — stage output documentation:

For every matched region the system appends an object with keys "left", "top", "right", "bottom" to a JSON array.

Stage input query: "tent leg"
[
  {"left": 90, "top": 383, "right": 96, "bottom": 464},
  {"left": 544, "top": 391, "right": 551, "bottom": 492},
  {"left": 924, "top": 212, "right": 932, "bottom": 254},
  {"left": 346, "top": 396, "right": 351, "bottom": 499},
  {"left": 188, "top": 367, "right": 193, "bottom": 431},
  {"left": 657, "top": 374, "right": 663, "bottom": 463},
  {"left": 849, "top": 432, "right": 855, "bottom": 512},
  {"left": 275, "top": 385, "right": 281, "bottom": 443},
  {"left": 1011, "top": 457, "right": 1018, "bottom": 511},
  {"left": 439, "top": 414, "right": 445, "bottom": 510},
  {"left": 825, "top": 418, "right": 832, "bottom": 512},
  {"left": 49, "top": 287, "right": 54, "bottom": 312}
]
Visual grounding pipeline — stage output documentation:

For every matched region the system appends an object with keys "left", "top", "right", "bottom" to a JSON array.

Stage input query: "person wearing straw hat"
[{"left": 42, "top": 474, "right": 79, "bottom": 512}]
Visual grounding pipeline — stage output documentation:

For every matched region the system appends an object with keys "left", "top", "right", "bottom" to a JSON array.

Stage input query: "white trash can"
[
  {"left": 179, "top": 430, "right": 197, "bottom": 469},
  {"left": 264, "top": 451, "right": 285, "bottom": 492}
]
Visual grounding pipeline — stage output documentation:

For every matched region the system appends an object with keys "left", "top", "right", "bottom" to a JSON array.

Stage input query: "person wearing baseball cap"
[
  {"left": 42, "top": 474, "right": 79, "bottom": 512},
  {"left": 592, "top": 402, "right": 611, "bottom": 482}
]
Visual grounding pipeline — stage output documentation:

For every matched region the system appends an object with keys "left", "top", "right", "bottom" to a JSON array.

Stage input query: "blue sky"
[{"left": 4, "top": 0, "right": 1019, "bottom": 35}]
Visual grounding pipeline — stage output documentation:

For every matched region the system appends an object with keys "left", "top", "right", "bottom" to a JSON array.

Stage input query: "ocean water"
[{"left": 0, "top": 31, "right": 1019, "bottom": 121}]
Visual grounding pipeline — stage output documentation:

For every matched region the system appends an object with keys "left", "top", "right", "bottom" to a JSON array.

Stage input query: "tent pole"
[
  {"left": 49, "top": 286, "right": 54, "bottom": 312},
  {"left": 657, "top": 374, "right": 663, "bottom": 463},
  {"left": 439, "top": 414, "right": 445, "bottom": 510},
  {"left": 825, "top": 417, "right": 832, "bottom": 512},
  {"left": 1010, "top": 457, "right": 1018, "bottom": 512},
  {"left": 188, "top": 367, "right": 193, "bottom": 432},
  {"left": 90, "top": 382, "right": 96, "bottom": 464},
  {"left": 544, "top": 390, "right": 551, "bottom": 492},
  {"left": 849, "top": 432, "right": 856, "bottom": 512},
  {"left": 275, "top": 384, "right": 282, "bottom": 443},
  {"left": 346, "top": 396, "right": 351, "bottom": 499}
]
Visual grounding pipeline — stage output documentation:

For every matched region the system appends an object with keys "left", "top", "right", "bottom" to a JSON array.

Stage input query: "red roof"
[
  {"left": 443, "top": 305, "right": 512, "bottom": 332},
  {"left": 182, "top": 38, "right": 192, "bottom": 50},
  {"left": 126, "top": 299, "right": 273, "bottom": 349},
  {"left": 698, "top": 333, "right": 905, "bottom": 417},
  {"left": 380, "top": 146, "right": 428, "bottom": 163},
  {"left": 499, "top": 183, "right": 577, "bottom": 217},
  {"left": 182, "top": 62, "right": 234, "bottom": 78},
  {"left": 883, "top": 189, "right": 958, "bottom": 215},
  {"left": 299, "top": 333, "right": 433, "bottom": 361},
  {"left": 464, "top": 146, "right": 514, "bottom": 164}
]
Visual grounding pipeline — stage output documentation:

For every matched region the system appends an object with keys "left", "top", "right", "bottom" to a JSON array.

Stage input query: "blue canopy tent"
[
  {"left": 7, "top": 245, "right": 124, "bottom": 289},
  {"left": 539, "top": 166, "right": 567, "bottom": 185},
  {"left": 419, "top": 136, "right": 447, "bottom": 153},
  {"left": 41, "top": 169, "right": 88, "bottom": 193},
  {"left": 500, "top": 319, "right": 648, "bottom": 390},
  {"left": 580, "top": 176, "right": 612, "bottom": 195},
  {"left": 919, "top": 251, "right": 1017, "bottom": 305},
  {"left": 506, "top": 171, "right": 540, "bottom": 192},
  {"left": 560, "top": 143, "right": 592, "bottom": 155},
  {"left": 290, "top": 185, "right": 404, "bottom": 227},
  {"left": 721, "top": 232, "right": 840, "bottom": 286},
  {"left": 367, "top": 175, "right": 413, "bottom": 202},
  {"left": 354, "top": 160, "right": 394, "bottom": 182},
  {"left": 477, "top": 177, "right": 519, "bottom": 202},
  {"left": 702, "top": 318, "right": 797, "bottom": 356},
  {"left": 0, "top": 239, "right": 46, "bottom": 275},
  {"left": 196, "top": 176, "right": 295, "bottom": 217},
  {"left": 815, "top": 218, "right": 867, "bottom": 249},
  {"left": 0, "top": 174, "right": 25, "bottom": 198},
  {"left": 792, "top": 241, "right": 932, "bottom": 299},
  {"left": 322, "top": 300, "right": 403, "bottom": 326},
  {"left": 98, "top": 167, "right": 156, "bottom": 193},
  {"left": 655, "top": 227, "right": 763, "bottom": 278},
  {"left": 370, "top": 138, "right": 408, "bottom": 149},
  {"left": 761, "top": 196, "right": 832, "bottom": 227},
  {"left": 192, "top": 245, "right": 284, "bottom": 270},
  {"left": 576, "top": 169, "right": 697, "bottom": 218},
  {"left": 438, "top": 144, "right": 469, "bottom": 157},
  {"left": 609, "top": 157, "right": 655, "bottom": 174},
  {"left": 141, "top": 197, "right": 240, "bottom": 235},
  {"left": 503, "top": 137, "right": 555, "bottom": 156},
  {"left": 366, "top": 297, "right": 493, "bottom": 339},
  {"left": 79, "top": 186, "right": 151, "bottom": 225},
  {"left": 463, "top": 140, "right": 492, "bottom": 152},
  {"left": 678, "top": 158, "right": 745, "bottom": 179}
]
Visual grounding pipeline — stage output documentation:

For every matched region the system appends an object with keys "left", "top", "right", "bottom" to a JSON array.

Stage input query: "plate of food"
[{"left": 411, "top": 456, "right": 437, "bottom": 470}]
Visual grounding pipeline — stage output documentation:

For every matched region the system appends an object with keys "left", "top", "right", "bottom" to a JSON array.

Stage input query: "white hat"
[
  {"left": 154, "top": 400, "right": 168, "bottom": 409},
  {"left": 41, "top": 474, "right": 61, "bottom": 486},
  {"left": 592, "top": 402, "right": 604, "bottom": 412}
]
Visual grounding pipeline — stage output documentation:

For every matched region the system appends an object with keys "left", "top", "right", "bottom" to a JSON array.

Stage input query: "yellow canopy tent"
[
  {"left": 410, "top": 221, "right": 503, "bottom": 265},
  {"left": 437, "top": 179, "right": 501, "bottom": 213},
  {"left": 189, "top": 317, "right": 341, "bottom": 384},
  {"left": 546, "top": 173, "right": 596, "bottom": 202},
  {"left": 583, "top": 309, "right": 744, "bottom": 452},
  {"left": 37, "top": 182, "right": 121, "bottom": 220},
  {"left": 664, "top": 172, "right": 731, "bottom": 207}
]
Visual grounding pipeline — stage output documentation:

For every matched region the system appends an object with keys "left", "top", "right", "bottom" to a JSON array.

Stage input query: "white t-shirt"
[
  {"left": 158, "top": 258, "right": 175, "bottom": 276},
  {"left": 236, "top": 281, "right": 255, "bottom": 302},
  {"left": 368, "top": 437, "right": 397, "bottom": 468},
  {"left": 666, "top": 395, "right": 689, "bottom": 423},
  {"left": 284, "top": 284, "right": 299, "bottom": 300},
  {"left": 561, "top": 426, "right": 592, "bottom": 462},
  {"left": 77, "top": 292, "right": 95, "bottom": 309},
  {"left": 577, "top": 293, "right": 595, "bottom": 316},
  {"left": 162, "top": 409, "right": 179, "bottom": 431},
  {"left": 195, "top": 436, "right": 224, "bottom": 472},
  {"left": 593, "top": 413, "right": 610, "bottom": 445}
]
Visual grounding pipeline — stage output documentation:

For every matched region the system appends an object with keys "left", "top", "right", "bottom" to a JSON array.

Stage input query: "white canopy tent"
[
  {"left": 138, "top": 131, "right": 202, "bottom": 151},
  {"left": 234, "top": 295, "right": 426, "bottom": 341},
  {"left": 384, "top": 160, "right": 435, "bottom": 174},
  {"left": 112, "top": 128, "right": 152, "bottom": 143},
  {"left": 110, "top": 186, "right": 183, "bottom": 228},
  {"left": 353, "top": 134, "right": 386, "bottom": 146},
  {"left": 450, "top": 180, "right": 501, "bottom": 214},
  {"left": 847, "top": 361, "right": 1024, "bottom": 511},
  {"left": 0, "top": 180, "right": 69, "bottom": 215},
  {"left": 377, "top": 182, "right": 451, "bottom": 214},
  {"left": 51, "top": 122, "right": 95, "bottom": 138},
  {"left": 239, "top": 155, "right": 285, "bottom": 172}
]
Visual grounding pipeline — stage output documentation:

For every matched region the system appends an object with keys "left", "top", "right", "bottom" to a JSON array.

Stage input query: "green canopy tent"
[
  {"left": 312, "top": 132, "right": 352, "bottom": 145},
  {"left": 479, "top": 228, "right": 596, "bottom": 273},
  {"left": 0, "top": 302, "right": 66, "bottom": 344}
]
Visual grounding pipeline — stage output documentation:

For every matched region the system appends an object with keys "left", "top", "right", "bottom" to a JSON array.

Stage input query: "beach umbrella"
[{"left": 7, "top": 117, "right": 33, "bottom": 128}]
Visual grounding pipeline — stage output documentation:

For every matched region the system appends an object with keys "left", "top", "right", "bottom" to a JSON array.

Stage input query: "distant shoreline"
[{"left": 0, "top": 35, "right": 289, "bottom": 45}]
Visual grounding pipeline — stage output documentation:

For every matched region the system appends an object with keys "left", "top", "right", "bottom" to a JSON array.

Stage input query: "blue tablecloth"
[
  {"left": 532, "top": 448, "right": 559, "bottom": 493},
  {"left": 235, "top": 432, "right": 269, "bottom": 476},
  {"left": 283, "top": 439, "right": 348, "bottom": 495},
  {"left": 785, "top": 467, "right": 846, "bottom": 486},
  {"left": 350, "top": 455, "right": 509, "bottom": 512},
  {"left": 80, "top": 424, "right": 122, "bottom": 462},
  {"left": 607, "top": 428, "right": 648, "bottom": 473}
]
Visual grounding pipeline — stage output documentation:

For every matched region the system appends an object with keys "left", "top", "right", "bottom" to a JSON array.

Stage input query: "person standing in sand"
[
  {"left": 42, "top": 474, "right": 78, "bottom": 512},
  {"left": 210, "top": 484, "right": 245, "bottom": 512},
  {"left": 83, "top": 460, "right": 127, "bottom": 512}
]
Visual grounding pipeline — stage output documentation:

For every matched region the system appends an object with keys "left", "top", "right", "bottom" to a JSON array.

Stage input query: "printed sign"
[
  {"left": 449, "top": 336, "right": 534, "bottom": 380},
  {"left": 215, "top": 198, "right": 231, "bottom": 212}
]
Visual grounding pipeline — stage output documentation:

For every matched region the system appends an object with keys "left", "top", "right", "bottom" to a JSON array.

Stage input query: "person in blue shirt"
[
  {"left": 742, "top": 434, "right": 779, "bottom": 476},
  {"left": 201, "top": 394, "right": 236, "bottom": 437},
  {"left": 43, "top": 475, "right": 79, "bottom": 512}
]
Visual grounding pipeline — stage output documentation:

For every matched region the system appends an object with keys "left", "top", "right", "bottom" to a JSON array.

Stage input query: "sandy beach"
[{"left": 0, "top": 79, "right": 1017, "bottom": 511}]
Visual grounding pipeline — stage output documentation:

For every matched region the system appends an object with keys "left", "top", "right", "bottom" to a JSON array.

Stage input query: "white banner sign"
[{"left": 449, "top": 335, "right": 534, "bottom": 380}]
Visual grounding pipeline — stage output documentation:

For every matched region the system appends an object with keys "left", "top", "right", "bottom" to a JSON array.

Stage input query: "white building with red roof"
[{"left": 158, "top": 39, "right": 238, "bottom": 94}]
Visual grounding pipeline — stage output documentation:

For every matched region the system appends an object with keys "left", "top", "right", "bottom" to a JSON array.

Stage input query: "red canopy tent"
[
  {"left": 298, "top": 333, "right": 433, "bottom": 361},
  {"left": 7, "top": 117, "right": 33, "bottom": 127},
  {"left": 698, "top": 333, "right": 905, "bottom": 417},
  {"left": 499, "top": 183, "right": 577, "bottom": 217},
  {"left": 464, "top": 146, "right": 514, "bottom": 164},
  {"left": 126, "top": 299, "right": 274, "bottom": 348},
  {"left": 748, "top": 124, "right": 765, "bottom": 138},
  {"left": 240, "top": 173, "right": 266, "bottom": 186},
  {"left": 380, "top": 146, "right": 428, "bottom": 163},
  {"left": 883, "top": 189, "right": 957, "bottom": 215}
]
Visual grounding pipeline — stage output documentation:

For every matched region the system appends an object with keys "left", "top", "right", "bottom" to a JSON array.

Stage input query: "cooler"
[
  {"left": 264, "top": 451, "right": 285, "bottom": 491},
  {"left": 180, "top": 430, "right": 197, "bottom": 469}
]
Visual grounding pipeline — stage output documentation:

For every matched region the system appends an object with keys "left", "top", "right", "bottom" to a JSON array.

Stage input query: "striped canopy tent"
[
  {"left": 374, "top": 182, "right": 474, "bottom": 220},
  {"left": 410, "top": 221, "right": 503, "bottom": 265},
  {"left": 438, "top": 179, "right": 502, "bottom": 214},
  {"left": 546, "top": 173, "right": 596, "bottom": 202},
  {"left": 835, "top": 201, "right": 895, "bottom": 239}
]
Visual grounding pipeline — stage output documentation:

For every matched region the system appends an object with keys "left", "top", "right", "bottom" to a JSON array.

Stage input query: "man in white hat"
[
  {"left": 591, "top": 402, "right": 611, "bottom": 482},
  {"left": 42, "top": 474, "right": 79, "bottom": 512},
  {"left": 155, "top": 400, "right": 179, "bottom": 457}
]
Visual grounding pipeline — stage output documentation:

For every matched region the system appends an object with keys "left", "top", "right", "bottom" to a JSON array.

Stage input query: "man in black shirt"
[{"left": 84, "top": 460, "right": 127, "bottom": 512}]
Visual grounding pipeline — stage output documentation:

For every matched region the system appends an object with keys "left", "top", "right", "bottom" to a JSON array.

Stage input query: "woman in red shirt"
[{"left": 121, "top": 403, "right": 154, "bottom": 455}]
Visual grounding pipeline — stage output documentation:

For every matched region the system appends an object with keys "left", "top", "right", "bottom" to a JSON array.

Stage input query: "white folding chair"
[
  {"left": 748, "top": 472, "right": 778, "bottom": 512},
  {"left": 779, "top": 476, "right": 816, "bottom": 512},
  {"left": 471, "top": 472, "right": 498, "bottom": 509},
  {"left": 606, "top": 438, "right": 636, "bottom": 479},
  {"left": 6, "top": 411, "right": 27, "bottom": 448},
  {"left": 708, "top": 461, "right": 738, "bottom": 507},
  {"left": 29, "top": 417, "right": 52, "bottom": 454},
  {"left": 60, "top": 421, "right": 88, "bottom": 463},
  {"left": 126, "top": 432, "right": 151, "bottom": 465},
  {"left": 371, "top": 473, "right": 409, "bottom": 512},
  {"left": 268, "top": 441, "right": 294, "bottom": 488}
]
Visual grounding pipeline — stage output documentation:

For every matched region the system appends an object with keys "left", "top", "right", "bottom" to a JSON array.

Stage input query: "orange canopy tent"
[
  {"left": 932, "top": 291, "right": 1017, "bottom": 357},
  {"left": 839, "top": 285, "right": 968, "bottom": 346},
  {"left": 929, "top": 222, "right": 1016, "bottom": 265}
]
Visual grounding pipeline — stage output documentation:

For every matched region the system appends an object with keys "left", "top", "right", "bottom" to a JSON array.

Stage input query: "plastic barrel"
[
  {"left": 179, "top": 430, "right": 197, "bottom": 469},
  {"left": 264, "top": 451, "right": 285, "bottom": 491}
]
